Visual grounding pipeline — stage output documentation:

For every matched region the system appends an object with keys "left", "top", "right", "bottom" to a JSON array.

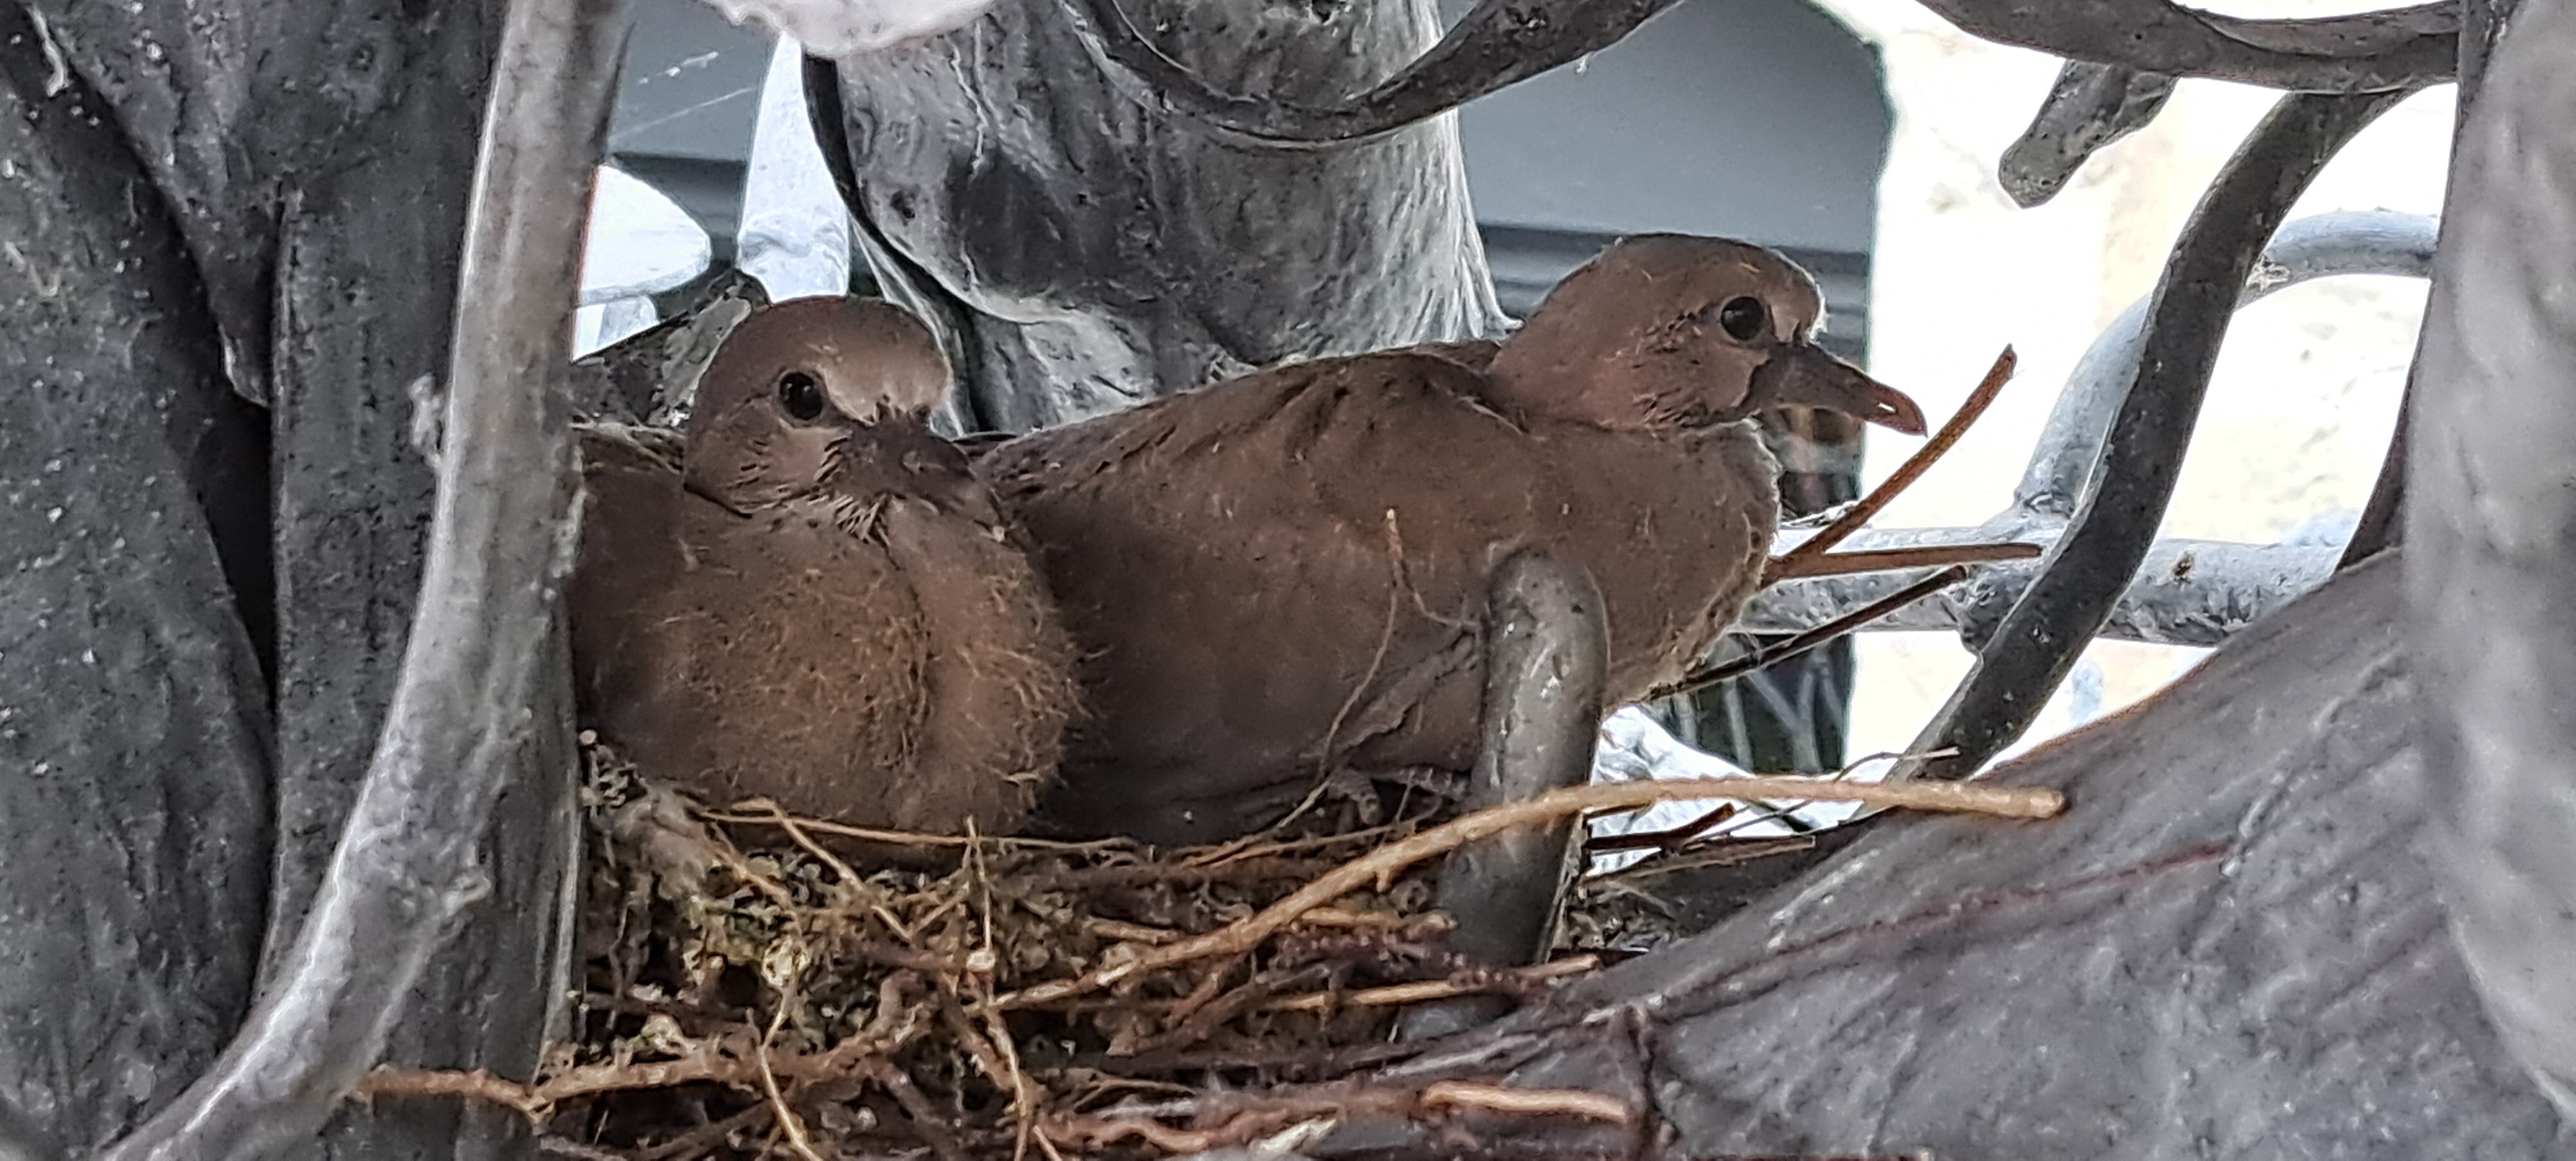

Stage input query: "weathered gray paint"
[
  {"left": 823, "top": 0, "right": 1507, "bottom": 432},
  {"left": 0, "top": 13, "right": 270, "bottom": 1147},
  {"left": 1336, "top": 555, "right": 2576, "bottom": 1157},
  {"left": 2406, "top": 0, "right": 2576, "bottom": 1118},
  {"left": 0, "top": 0, "right": 574, "bottom": 1158}
]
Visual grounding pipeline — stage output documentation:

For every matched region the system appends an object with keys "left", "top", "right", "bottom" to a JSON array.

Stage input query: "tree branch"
[
  {"left": 1902, "top": 88, "right": 2414, "bottom": 783},
  {"left": 1918, "top": 0, "right": 2455, "bottom": 92},
  {"left": 1999, "top": 61, "right": 2177, "bottom": 208},
  {"left": 1051, "top": 0, "right": 1682, "bottom": 149},
  {"left": 93, "top": 0, "right": 628, "bottom": 1156}
]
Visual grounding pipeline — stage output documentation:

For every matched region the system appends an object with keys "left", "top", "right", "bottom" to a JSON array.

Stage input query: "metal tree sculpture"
[{"left": 7, "top": 0, "right": 2574, "bottom": 1159}]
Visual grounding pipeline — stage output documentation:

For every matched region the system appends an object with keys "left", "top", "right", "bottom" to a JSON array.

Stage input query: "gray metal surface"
[
  {"left": 824, "top": 0, "right": 1506, "bottom": 433},
  {"left": 1737, "top": 211, "right": 2437, "bottom": 651},
  {"left": 2406, "top": 0, "right": 2576, "bottom": 1118},
  {"left": 1367, "top": 556, "right": 2576, "bottom": 1157},
  {"left": 0, "top": 11, "right": 270, "bottom": 1149}
]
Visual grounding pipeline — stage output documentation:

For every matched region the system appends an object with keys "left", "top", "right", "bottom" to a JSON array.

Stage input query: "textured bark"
[
  {"left": 264, "top": 8, "right": 580, "bottom": 1161},
  {"left": 0, "top": 11, "right": 271, "bottom": 1149},
  {"left": 2406, "top": 0, "right": 2576, "bottom": 1118},
  {"left": 2, "top": 0, "right": 579, "bottom": 1158},
  {"left": 822, "top": 0, "right": 1505, "bottom": 432},
  {"left": 1342, "top": 555, "right": 2576, "bottom": 1157}
]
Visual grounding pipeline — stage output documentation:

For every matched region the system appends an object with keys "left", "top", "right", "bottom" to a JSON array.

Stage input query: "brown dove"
[
  {"left": 973, "top": 234, "right": 1925, "bottom": 846},
  {"left": 568, "top": 297, "right": 1078, "bottom": 836}
]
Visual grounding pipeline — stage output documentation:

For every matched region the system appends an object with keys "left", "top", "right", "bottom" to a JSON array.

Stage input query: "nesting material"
[
  {"left": 353, "top": 739, "right": 2059, "bottom": 1161},
  {"left": 546, "top": 743, "right": 1586, "bottom": 1161},
  {"left": 568, "top": 299, "right": 1079, "bottom": 836}
]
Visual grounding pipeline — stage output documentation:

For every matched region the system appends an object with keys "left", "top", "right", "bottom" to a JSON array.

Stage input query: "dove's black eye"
[
  {"left": 776, "top": 370, "right": 827, "bottom": 421},
  {"left": 1716, "top": 296, "right": 1769, "bottom": 343}
]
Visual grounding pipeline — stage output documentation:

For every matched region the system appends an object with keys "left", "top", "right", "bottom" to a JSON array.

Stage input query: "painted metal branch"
[
  {"left": 1742, "top": 534, "right": 2338, "bottom": 649},
  {"left": 1900, "top": 91, "right": 2413, "bottom": 782},
  {"left": 1052, "top": 0, "right": 1682, "bottom": 149},
  {"left": 93, "top": 0, "right": 628, "bottom": 1156},
  {"left": 1915, "top": 0, "right": 2455, "bottom": 92},
  {"left": 1404, "top": 552, "right": 1607, "bottom": 1040},
  {"left": 2015, "top": 209, "right": 2439, "bottom": 522},
  {"left": 1999, "top": 62, "right": 2177, "bottom": 208},
  {"left": 2341, "top": 3, "right": 2514, "bottom": 569},
  {"left": 2406, "top": 0, "right": 2576, "bottom": 1116},
  {"left": 1735, "top": 211, "right": 2434, "bottom": 650}
]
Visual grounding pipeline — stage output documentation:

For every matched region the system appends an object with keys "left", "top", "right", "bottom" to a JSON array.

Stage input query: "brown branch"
[
  {"left": 1772, "top": 347, "right": 2017, "bottom": 574},
  {"left": 1418, "top": 1080, "right": 1630, "bottom": 1123},
  {"left": 992, "top": 777, "right": 2062, "bottom": 1010},
  {"left": 1652, "top": 566, "right": 1969, "bottom": 700}
]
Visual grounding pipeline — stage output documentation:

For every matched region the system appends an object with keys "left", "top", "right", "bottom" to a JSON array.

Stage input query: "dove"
[
  {"left": 973, "top": 234, "right": 1924, "bottom": 845},
  {"left": 568, "top": 297, "right": 1077, "bottom": 836}
]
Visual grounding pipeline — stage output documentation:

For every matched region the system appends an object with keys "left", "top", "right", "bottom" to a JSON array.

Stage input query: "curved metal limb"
[
  {"left": 1052, "top": 0, "right": 1684, "bottom": 150},
  {"left": 2014, "top": 209, "right": 2440, "bottom": 522},
  {"left": 1901, "top": 90, "right": 2415, "bottom": 783},
  {"left": 1056, "top": 0, "right": 2451, "bottom": 150},
  {"left": 1999, "top": 62, "right": 2177, "bottom": 209},
  {"left": 1403, "top": 552, "right": 1607, "bottom": 1040},
  {"left": 1914, "top": 0, "right": 2455, "bottom": 92},
  {"left": 94, "top": 0, "right": 626, "bottom": 1156},
  {"left": 1736, "top": 211, "right": 2436, "bottom": 650}
]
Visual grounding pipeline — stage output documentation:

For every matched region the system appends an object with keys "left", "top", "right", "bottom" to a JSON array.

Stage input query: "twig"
[
  {"left": 992, "top": 776, "right": 2060, "bottom": 1009},
  {"left": 1768, "top": 542, "right": 2039, "bottom": 580},
  {"left": 857, "top": 1060, "right": 968, "bottom": 1161},
  {"left": 754, "top": 1006, "right": 826, "bottom": 1161},
  {"left": 362, "top": 1002, "right": 930, "bottom": 1119},
  {"left": 1264, "top": 957, "right": 1600, "bottom": 1013},
  {"left": 535, "top": 1136, "right": 637, "bottom": 1161},
  {"left": 1583, "top": 803, "right": 1739, "bottom": 853},
  {"left": 754, "top": 800, "right": 864, "bottom": 890},
  {"left": 1652, "top": 566, "right": 1968, "bottom": 700},
  {"left": 637, "top": 1105, "right": 773, "bottom": 1161},
  {"left": 1771, "top": 347, "right": 2016, "bottom": 575},
  {"left": 1583, "top": 836, "right": 1817, "bottom": 887},
  {"left": 696, "top": 808, "right": 1116, "bottom": 853},
  {"left": 357, "top": 1067, "right": 550, "bottom": 1120},
  {"left": 1418, "top": 1080, "right": 1630, "bottom": 1123}
]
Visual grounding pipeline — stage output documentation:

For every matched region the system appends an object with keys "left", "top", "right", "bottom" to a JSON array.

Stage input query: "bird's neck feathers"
[{"left": 1482, "top": 337, "right": 1742, "bottom": 435}]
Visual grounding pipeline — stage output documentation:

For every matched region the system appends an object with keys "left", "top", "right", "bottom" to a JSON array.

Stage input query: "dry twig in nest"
[{"left": 357, "top": 736, "right": 2056, "bottom": 1160}]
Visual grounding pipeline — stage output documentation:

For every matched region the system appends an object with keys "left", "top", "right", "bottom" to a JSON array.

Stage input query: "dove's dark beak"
[{"left": 1749, "top": 344, "right": 1926, "bottom": 435}]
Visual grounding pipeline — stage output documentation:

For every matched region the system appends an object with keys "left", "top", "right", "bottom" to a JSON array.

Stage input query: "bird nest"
[{"left": 358, "top": 733, "right": 2055, "bottom": 1160}]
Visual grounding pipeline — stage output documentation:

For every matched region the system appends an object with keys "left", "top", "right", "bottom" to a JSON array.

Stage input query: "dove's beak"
[{"left": 1750, "top": 344, "right": 1926, "bottom": 435}]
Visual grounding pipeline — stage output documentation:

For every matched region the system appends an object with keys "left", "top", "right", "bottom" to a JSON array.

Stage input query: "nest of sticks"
[
  {"left": 357, "top": 728, "right": 2055, "bottom": 1161},
  {"left": 354, "top": 350, "right": 2060, "bottom": 1158}
]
